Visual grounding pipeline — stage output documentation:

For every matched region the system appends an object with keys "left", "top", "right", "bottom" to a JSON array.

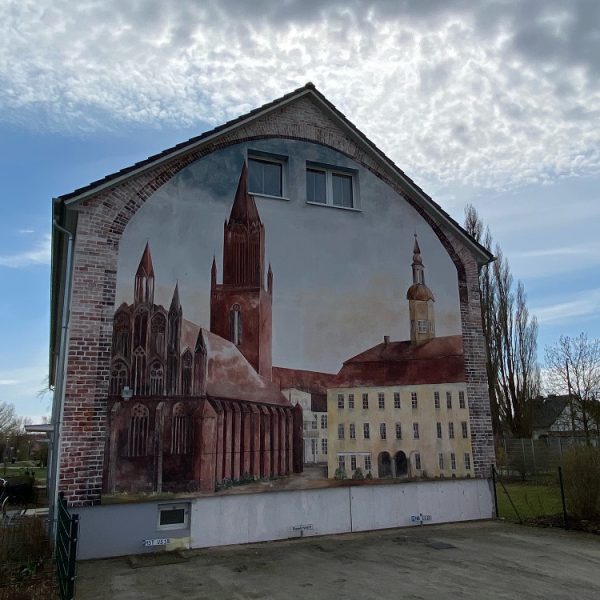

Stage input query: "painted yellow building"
[
  {"left": 327, "top": 236, "right": 473, "bottom": 480},
  {"left": 327, "top": 380, "right": 473, "bottom": 479}
]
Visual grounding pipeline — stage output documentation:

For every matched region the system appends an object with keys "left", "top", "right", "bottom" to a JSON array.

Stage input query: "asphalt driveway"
[{"left": 77, "top": 520, "right": 600, "bottom": 600}]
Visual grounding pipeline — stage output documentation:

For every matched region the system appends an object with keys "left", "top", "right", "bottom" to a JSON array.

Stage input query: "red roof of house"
[
  {"left": 333, "top": 335, "right": 465, "bottom": 387},
  {"left": 272, "top": 366, "right": 338, "bottom": 394}
]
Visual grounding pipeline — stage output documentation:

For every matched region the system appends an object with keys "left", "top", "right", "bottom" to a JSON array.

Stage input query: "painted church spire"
[
  {"left": 134, "top": 242, "right": 155, "bottom": 305},
  {"left": 221, "top": 163, "right": 266, "bottom": 288},
  {"left": 406, "top": 234, "right": 435, "bottom": 344}
]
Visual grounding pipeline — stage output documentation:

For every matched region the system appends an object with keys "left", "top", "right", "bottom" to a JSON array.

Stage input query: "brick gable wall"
[{"left": 60, "top": 95, "right": 494, "bottom": 506}]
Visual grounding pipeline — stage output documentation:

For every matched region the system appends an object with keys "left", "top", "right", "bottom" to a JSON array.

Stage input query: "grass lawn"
[
  {"left": 496, "top": 481, "right": 563, "bottom": 521},
  {"left": 1, "top": 461, "right": 47, "bottom": 482}
]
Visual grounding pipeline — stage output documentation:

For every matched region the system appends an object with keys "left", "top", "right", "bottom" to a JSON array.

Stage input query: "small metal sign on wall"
[{"left": 143, "top": 538, "right": 170, "bottom": 547}]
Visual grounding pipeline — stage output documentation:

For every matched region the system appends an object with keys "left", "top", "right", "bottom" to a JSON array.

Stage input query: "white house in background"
[{"left": 272, "top": 367, "right": 336, "bottom": 464}]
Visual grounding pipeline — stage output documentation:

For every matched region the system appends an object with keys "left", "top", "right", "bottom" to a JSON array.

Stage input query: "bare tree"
[
  {"left": 0, "top": 401, "right": 19, "bottom": 436},
  {"left": 545, "top": 334, "right": 600, "bottom": 444},
  {"left": 464, "top": 205, "right": 540, "bottom": 437}
]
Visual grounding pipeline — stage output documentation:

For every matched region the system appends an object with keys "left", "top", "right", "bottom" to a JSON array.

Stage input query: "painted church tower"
[
  {"left": 210, "top": 163, "right": 273, "bottom": 379},
  {"left": 406, "top": 234, "right": 435, "bottom": 344}
]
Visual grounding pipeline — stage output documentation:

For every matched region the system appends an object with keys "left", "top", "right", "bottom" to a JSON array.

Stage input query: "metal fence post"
[
  {"left": 558, "top": 466, "right": 569, "bottom": 530},
  {"left": 491, "top": 465, "right": 499, "bottom": 518}
]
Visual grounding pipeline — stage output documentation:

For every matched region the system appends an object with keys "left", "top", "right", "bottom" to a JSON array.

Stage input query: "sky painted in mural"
[
  {"left": 1, "top": 1, "right": 599, "bottom": 418},
  {"left": 116, "top": 140, "right": 461, "bottom": 375}
]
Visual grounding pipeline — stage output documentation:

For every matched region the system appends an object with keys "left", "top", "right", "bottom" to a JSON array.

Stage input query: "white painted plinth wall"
[
  {"left": 190, "top": 479, "right": 493, "bottom": 549},
  {"left": 76, "top": 479, "right": 494, "bottom": 559}
]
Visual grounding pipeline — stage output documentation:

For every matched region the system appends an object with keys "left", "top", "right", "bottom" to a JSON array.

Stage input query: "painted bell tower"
[
  {"left": 210, "top": 163, "right": 273, "bottom": 379},
  {"left": 406, "top": 234, "right": 435, "bottom": 344}
]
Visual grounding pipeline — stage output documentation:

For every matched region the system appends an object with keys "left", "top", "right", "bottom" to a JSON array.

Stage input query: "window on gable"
[
  {"left": 306, "top": 163, "right": 357, "bottom": 209},
  {"left": 332, "top": 173, "right": 353, "bottom": 207},
  {"left": 248, "top": 156, "right": 284, "bottom": 197},
  {"left": 306, "top": 168, "right": 327, "bottom": 204}
]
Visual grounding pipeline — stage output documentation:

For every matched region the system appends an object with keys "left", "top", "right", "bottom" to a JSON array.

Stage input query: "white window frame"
[
  {"left": 411, "top": 392, "right": 418, "bottom": 410},
  {"left": 157, "top": 503, "right": 190, "bottom": 531},
  {"left": 247, "top": 151, "right": 288, "bottom": 200},
  {"left": 363, "top": 422, "right": 370, "bottom": 439},
  {"left": 380, "top": 423, "right": 387, "bottom": 440},
  {"left": 305, "top": 162, "right": 360, "bottom": 211}
]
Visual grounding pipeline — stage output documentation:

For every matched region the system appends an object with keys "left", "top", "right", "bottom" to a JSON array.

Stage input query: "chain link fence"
[{"left": 493, "top": 437, "right": 600, "bottom": 533}]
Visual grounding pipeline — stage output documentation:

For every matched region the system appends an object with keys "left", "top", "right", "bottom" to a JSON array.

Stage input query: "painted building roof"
[
  {"left": 333, "top": 335, "right": 465, "bottom": 387},
  {"left": 201, "top": 329, "right": 289, "bottom": 407},
  {"left": 180, "top": 323, "right": 289, "bottom": 407},
  {"left": 272, "top": 366, "right": 338, "bottom": 394}
]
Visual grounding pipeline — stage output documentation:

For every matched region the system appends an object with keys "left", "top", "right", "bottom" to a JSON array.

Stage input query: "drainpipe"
[{"left": 48, "top": 215, "right": 75, "bottom": 538}]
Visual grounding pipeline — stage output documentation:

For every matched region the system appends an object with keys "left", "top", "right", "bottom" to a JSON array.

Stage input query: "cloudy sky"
[{"left": 1, "top": 0, "right": 599, "bottom": 418}]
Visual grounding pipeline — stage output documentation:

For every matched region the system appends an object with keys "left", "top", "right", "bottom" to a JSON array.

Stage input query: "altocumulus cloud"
[{"left": 1, "top": 0, "right": 599, "bottom": 189}]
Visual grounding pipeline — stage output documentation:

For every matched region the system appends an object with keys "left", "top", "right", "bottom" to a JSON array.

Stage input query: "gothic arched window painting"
[
  {"left": 132, "top": 347, "right": 147, "bottom": 396},
  {"left": 149, "top": 361, "right": 164, "bottom": 396},
  {"left": 229, "top": 304, "right": 242, "bottom": 346},
  {"left": 128, "top": 403, "right": 149, "bottom": 457},
  {"left": 133, "top": 308, "right": 148, "bottom": 350},
  {"left": 110, "top": 361, "right": 128, "bottom": 395},
  {"left": 113, "top": 311, "right": 130, "bottom": 358},
  {"left": 181, "top": 350, "right": 193, "bottom": 395},
  {"left": 171, "top": 402, "right": 188, "bottom": 455},
  {"left": 150, "top": 313, "right": 166, "bottom": 357}
]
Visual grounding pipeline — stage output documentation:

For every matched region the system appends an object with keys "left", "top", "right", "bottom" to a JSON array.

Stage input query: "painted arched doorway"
[
  {"left": 378, "top": 451, "right": 392, "bottom": 478},
  {"left": 394, "top": 451, "right": 408, "bottom": 478}
]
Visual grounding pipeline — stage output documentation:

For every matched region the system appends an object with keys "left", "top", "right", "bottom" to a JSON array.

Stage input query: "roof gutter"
[{"left": 47, "top": 213, "right": 75, "bottom": 538}]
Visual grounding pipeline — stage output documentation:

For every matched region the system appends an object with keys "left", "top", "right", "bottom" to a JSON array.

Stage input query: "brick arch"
[{"left": 61, "top": 117, "right": 492, "bottom": 506}]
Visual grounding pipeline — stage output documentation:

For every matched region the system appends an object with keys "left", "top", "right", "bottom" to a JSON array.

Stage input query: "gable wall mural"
[{"left": 105, "top": 138, "right": 471, "bottom": 494}]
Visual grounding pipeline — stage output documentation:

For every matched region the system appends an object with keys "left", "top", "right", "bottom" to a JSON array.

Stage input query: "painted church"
[{"left": 105, "top": 166, "right": 303, "bottom": 494}]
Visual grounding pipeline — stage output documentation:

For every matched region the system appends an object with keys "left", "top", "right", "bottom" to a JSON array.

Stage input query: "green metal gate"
[{"left": 56, "top": 492, "right": 79, "bottom": 600}]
